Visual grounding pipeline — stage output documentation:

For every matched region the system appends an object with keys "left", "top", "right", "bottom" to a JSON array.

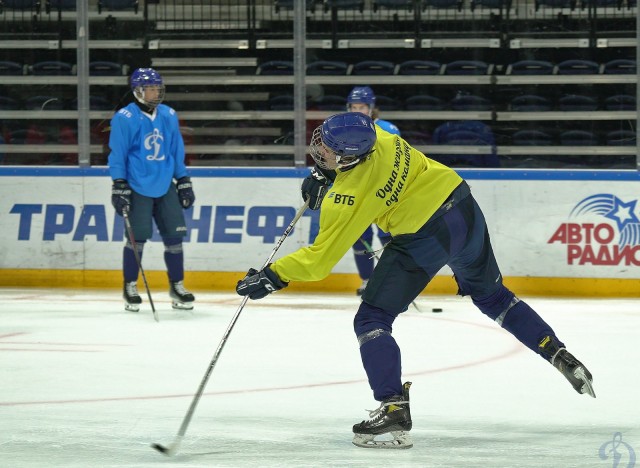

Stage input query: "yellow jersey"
[{"left": 271, "top": 126, "right": 463, "bottom": 283}]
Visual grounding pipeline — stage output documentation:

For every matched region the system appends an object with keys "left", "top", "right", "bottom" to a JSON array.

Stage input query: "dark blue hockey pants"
[{"left": 357, "top": 182, "right": 560, "bottom": 401}]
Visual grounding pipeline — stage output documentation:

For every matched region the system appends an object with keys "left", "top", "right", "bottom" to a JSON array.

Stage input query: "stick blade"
[{"left": 151, "top": 441, "right": 178, "bottom": 457}]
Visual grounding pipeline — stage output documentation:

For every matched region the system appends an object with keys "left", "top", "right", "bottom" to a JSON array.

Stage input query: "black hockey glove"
[
  {"left": 111, "top": 179, "right": 132, "bottom": 216},
  {"left": 236, "top": 266, "right": 288, "bottom": 300},
  {"left": 301, "top": 166, "right": 332, "bottom": 210},
  {"left": 176, "top": 176, "right": 195, "bottom": 209}
]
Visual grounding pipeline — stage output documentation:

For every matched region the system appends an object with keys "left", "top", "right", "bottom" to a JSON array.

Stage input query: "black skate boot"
[
  {"left": 352, "top": 382, "right": 413, "bottom": 449},
  {"left": 169, "top": 280, "right": 195, "bottom": 310},
  {"left": 539, "top": 336, "right": 595, "bottom": 398},
  {"left": 123, "top": 281, "right": 142, "bottom": 312}
]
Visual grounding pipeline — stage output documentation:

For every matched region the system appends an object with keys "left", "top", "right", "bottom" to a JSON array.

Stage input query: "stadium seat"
[
  {"left": 559, "top": 130, "right": 598, "bottom": 145},
  {"left": 374, "top": 95, "right": 402, "bottom": 110},
  {"left": 404, "top": 95, "right": 446, "bottom": 110},
  {"left": 555, "top": 59, "right": 600, "bottom": 75},
  {"left": 0, "top": 61, "right": 25, "bottom": 75},
  {"left": 431, "top": 121, "right": 499, "bottom": 167},
  {"left": 89, "top": 61, "right": 124, "bottom": 76},
  {"left": 444, "top": 60, "right": 490, "bottom": 75},
  {"left": 506, "top": 60, "right": 554, "bottom": 75},
  {"left": 0, "top": 96, "right": 20, "bottom": 110},
  {"left": 310, "top": 95, "right": 346, "bottom": 110},
  {"left": 274, "top": 0, "right": 318, "bottom": 13},
  {"left": 373, "top": 0, "right": 414, "bottom": 12},
  {"left": 46, "top": 0, "right": 76, "bottom": 12},
  {"left": 581, "top": 0, "right": 620, "bottom": 7},
  {"left": 396, "top": 60, "right": 442, "bottom": 75},
  {"left": 31, "top": 61, "right": 74, "bottom": 75},
  {"left": 71, "top": 96, "right": 113, "bottom": 111},
  {"left": 306, "top": 61, "right": 348, "bottom": 75},
  {"left": 98, "top": 0, "right": 138, "bottom": 13},
  {"left": 470, "top": 0, "right": 511, "bottom": 10},
  {"left": 0, "top": 0, "right": 40, "bottom": 11},
  {"left": 25, "top": 96, "right": 65, "bottom": 110},
  {"left": 323, "top": 0, "right": 365, "bottom": 12},
  {"left": 605, "top": 130, "right": 636, "bottom": 146},
  {"left": 9, "top": 127, "right": 48, "bottom": 144},
  {"left": 535, "top": 0, "right": 576, "bottom": 9},
  {"left": 450, "top": 94, "right": 492, "bottom": 111},
  {"left": 257, "top": 61, "right": 294, "bottom": 75},
  {"left": 602, "top": 59, "right": 636, "bottom": 74},
  {"left": 400, "top": 130, "right": 431, "bottom": 145},
  {"left": 351, "top": 60, "right": 395, "bottom": 75},
  {"left": 512, "top": 129, "right": 553, "bottom": 145},
  {"left": 509, "top": 94, "right": 553, "bottom": 111},
  {"left": 558, "top": 94, "right": 598, "bottom": 111},
  {"left": 604, "top": 94, "right": 636, "bottom": 110},
  {"left": 268, "top": 94, "right": 294, "bottom": 110},
  {"left": 421, "top": 0, "right": 463, "bottom": 9}
]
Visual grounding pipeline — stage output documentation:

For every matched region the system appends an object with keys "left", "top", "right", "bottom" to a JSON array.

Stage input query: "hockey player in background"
[
  {"left": 108, "top": 68, "right": 196, "bottom": 312},
  {"left": 346, "top": 86, "right": 400, "bottom": 295},
  {"left": 236, "top": 112, "right": 595, "bottom": 449}
]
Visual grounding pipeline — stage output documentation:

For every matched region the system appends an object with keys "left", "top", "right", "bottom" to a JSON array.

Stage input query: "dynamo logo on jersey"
[
  {"left": 144, "top": 128, "right": 165, "bottom": 161},
  {"left": 548, "top": 194, "right": 640, "bottom": 266}
]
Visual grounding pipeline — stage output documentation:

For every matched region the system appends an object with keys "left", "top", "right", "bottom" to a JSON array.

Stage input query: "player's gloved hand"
[
  {"left": 301, "top": 166, "right": 331, "bottom": 210},
  {"left": 176, "top": 176, "right": 195, "bottom": 209},
  {"left": 111, "top": 179, "right": 132, "bottom": 216},
  {"left": 236, "top": 266, "right": 288, "bottom": 300}
]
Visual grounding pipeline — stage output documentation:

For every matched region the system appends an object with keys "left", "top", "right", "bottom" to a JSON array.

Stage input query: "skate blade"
[
  {"left": 352, "top": 431, "right": 413, "bottom": 449},
  {"left": 124, "top": 303, "right": 140, "bottom": 312},
  {"left": 172, "top": 301, "right": 194, "bottom": 311},
  {"left": 574, "top": 367, "right": 596, "bottom": 398}
]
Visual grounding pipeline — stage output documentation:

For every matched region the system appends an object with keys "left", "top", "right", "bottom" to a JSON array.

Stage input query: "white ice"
[{"left": 0, "top": 288, "right": 638, "bottom": 468}]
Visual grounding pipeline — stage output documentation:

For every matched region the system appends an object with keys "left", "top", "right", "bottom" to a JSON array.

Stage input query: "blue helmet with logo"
[
  {"left": 130, "top": 68, "right": 165, "bottom": 108},
  {"left": 310, "top": 112, "right": 377, "bottom": 170},
  {"left": 347, "top": 86, "right": 376, "bottom": 108}
]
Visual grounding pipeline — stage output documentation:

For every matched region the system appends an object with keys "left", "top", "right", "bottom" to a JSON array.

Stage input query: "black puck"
[{"left": 431, "top": 308, "right": 443, "bottom": 313}]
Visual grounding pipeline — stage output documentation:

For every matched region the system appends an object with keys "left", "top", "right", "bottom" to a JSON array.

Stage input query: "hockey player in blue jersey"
[
  {"left": 108, "top": 68, "right": 196, "bottom": 312},
  {"left": 347, "top": 86, "right": 400, "bottom": 295}
]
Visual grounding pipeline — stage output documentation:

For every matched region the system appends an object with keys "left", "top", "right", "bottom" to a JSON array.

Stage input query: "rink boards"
[{"left": 0, "top": 167, "right": 638, "bottom": 297}]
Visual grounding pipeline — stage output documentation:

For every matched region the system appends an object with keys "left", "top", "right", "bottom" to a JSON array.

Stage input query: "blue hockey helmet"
[
  {"left": 309, "top": 112, "right": 377, "bottom": 170},
  {"left": 130, "top": 68, "right": 165, "bottom": 108},
  {"left": 375, "top": 119, "right": 401, "bottom": 136},
  {"left": 347, "top": 86, "right": 376, "bottom": 116},
  {"left": 347, "top": 86, "right": 376, "bottom": 106}
]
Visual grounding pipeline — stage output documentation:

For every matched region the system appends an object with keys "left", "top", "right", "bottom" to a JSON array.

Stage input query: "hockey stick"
[
  {"left": 358, "top": 236, "right": 421, "bottom": 312},
  {"left": 152, "top": 200, "right": 309, "bottom": 457},
  {"left": 122, "top": 208, "right": 158, "bottom": 322}
]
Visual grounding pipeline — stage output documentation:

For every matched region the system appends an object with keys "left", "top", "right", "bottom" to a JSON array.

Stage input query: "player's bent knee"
[
  {"left": 353, "top": 301, "right": 396, "bottom": 337},
  {"left": 472, "top": 285, "right": 520, "bottom": 325}
]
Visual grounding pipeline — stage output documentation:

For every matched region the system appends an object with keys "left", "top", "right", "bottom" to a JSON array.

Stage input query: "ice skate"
[
  {"left": 539, "top": 336, "right": 595, "bottom": 398},
  {"left": 356, "top": 279, "right": 368, "bottom": 296},
  {"left": 123, "top": 281, "right": 142, "bottom": 312},
  {"left": 352, "top": 382, "right": 413, "bottom": 449},
  {"left": 169, "top": 281, "right": 195, "bottom": 310}
]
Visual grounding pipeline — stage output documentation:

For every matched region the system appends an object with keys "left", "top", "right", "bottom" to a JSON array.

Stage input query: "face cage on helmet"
[
  {"left": 133, "top": 84, "right": 166, "bottom": 108},
  {"left": 309, "top": 125, "right": 370, "bottom": 170}
]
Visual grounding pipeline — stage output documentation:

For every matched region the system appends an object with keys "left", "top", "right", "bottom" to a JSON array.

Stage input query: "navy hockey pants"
[
  {"left": 356, "top": 182, "right": 559, "bottom": 401},
  {"left": 126, "top": 185, "right": 187, "bottom": 241}
]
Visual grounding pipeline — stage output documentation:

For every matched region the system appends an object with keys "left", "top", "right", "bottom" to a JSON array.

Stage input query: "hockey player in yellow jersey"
[{"left": 236, "top": 112, "right": 595, "bottom": 449}]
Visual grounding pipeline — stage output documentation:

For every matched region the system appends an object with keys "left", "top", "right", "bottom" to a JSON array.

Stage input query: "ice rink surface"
[{"left": 0, "top": 288, "right": 638, "bottom": 468}]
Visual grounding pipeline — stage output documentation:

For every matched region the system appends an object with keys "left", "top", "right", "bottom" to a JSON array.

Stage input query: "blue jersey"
[
  {"left": 375, "top": 119, "right": 401, "bottom": 136},
  {"left": 108, "top": 102, "right": 187, "bottom": 198}
]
